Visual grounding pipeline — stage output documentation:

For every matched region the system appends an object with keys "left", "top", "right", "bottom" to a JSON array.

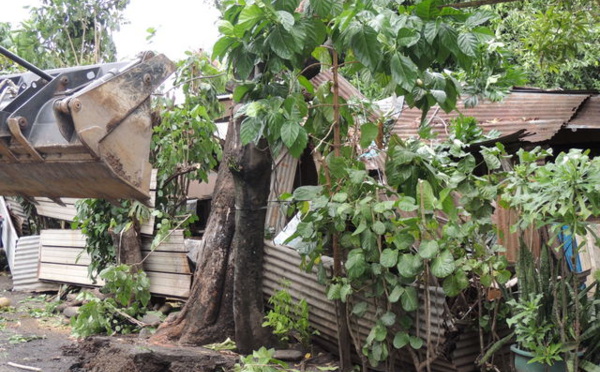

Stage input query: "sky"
[{"left": 0, "top": 0, "right": 221, "bottom": 62}]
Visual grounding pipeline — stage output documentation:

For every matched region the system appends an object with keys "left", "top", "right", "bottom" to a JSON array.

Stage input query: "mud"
[{"left": 0, "top": 272, "right": 77, "bottom": 372}]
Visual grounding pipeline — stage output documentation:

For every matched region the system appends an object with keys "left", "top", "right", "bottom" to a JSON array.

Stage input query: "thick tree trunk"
[
  {"left": 230, "top": 118, "right": 273, "bottom": 354},
  {"left": 151, "top": 118, "right": 237, "bottom": 346}
]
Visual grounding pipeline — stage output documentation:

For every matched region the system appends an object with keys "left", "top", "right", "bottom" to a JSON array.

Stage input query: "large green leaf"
[
  {"left": 240, "top": 117, "right": 262, "bottom": 145},
  {"left": 393, "top": 332, "right": 410, "bottom": 349},
  {"left": 401, "top": 286, "right": 418, "bottom": 312},
  {"left": 416, "top": 179, "right": 436, "bottom": 212},
  {"left": 212, "top": 36, "right": 235, "bottom": 61},
  {"left": 431, "top": 249, "right": 456, "bottom": 278},
  {"left": 418, "top": 240, "right": 439, "bottom": 259},
  {"left": 350, "top": 25, "right": 381, "bottom": 70},
  {"left": 267, "top": 27, "right": 296, "bottom": 59},
  {"left": 397, "top": 28, "right": 420, "bottom": 47},
  {"left": 310, "top": 0, "right": 334, "bottom": 18},
  {"left": 389, "top": 285, "right": 404, "bottom": 303},
  {"left": 380, "top": 248, "right": 399, "bottom": 268},
  {"left": 398, "top": 254, "right": 422, "bottom": 278},
  {"left": 237, "top": 4, "right": 263, "bottom": 32},
  {"left": 360, "top": 122, "right": 379, "bottom": 149},
  {"left": 457, "top": 32, "right": 478, "bottom": 57},
  {"left": 276, "top": 10, "right": 295, "bottom": 31},
  {"left": 442, "top": 270, "right": 469, "bottom": 296},
  {"left": 281, "top": 121, "right": 300, "bottom": 148},
  {"left": 391, "top": 52, "right": 418, "bottom": 91},
  {"left": 293, "top": 185, "right": 323, "bottom": 200}
]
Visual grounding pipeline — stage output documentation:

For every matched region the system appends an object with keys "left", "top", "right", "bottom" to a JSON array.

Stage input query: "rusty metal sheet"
[
  {"left": 263, "top": 241, "right": 484, "bottom": 372},
  {"left": 568, "top": 96, "right": 600, "bottom": 129},
  {"left": 394, "top": 92, "right": 591, "bottom": 144}
]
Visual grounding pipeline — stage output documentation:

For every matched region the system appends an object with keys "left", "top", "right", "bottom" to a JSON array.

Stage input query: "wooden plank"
[
  {"left": 39, "top": 262, "right": 190, "bottom": 298},
  {"left": 41, "top": 229, "right": 86, "bottom": 248},
  {"left": 38, "top": 263, "right": 103, "bottom": 286},
  {"left": 141, "top": 251, "right": 191, "bottom": 274},
  {"left": 40, "top": 246, "right": 91, "bottom": 265},
  {"left": 146, "top": 271, "right": 191, "bottom": 298},
  {"left": 141, "top": 230, "right": 186, "bottom": 252}
]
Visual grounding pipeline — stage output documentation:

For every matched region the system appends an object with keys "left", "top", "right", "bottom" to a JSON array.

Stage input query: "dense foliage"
[
  {"left": 491, "top": 0, "right": 600, "bottom": 90},
  {"left": 1, "top": 0, "right": 128, "bottom": 70}
]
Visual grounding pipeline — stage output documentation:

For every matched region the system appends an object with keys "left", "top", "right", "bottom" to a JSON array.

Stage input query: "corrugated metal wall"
[
  {"left": 11, "top": 235, "right": 57, "bottom": 292},
  {"left": 263, "top": 241, "right": 484, "bottom": 372}
]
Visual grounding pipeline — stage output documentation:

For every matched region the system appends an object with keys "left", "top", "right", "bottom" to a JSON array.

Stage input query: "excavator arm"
[{"left": 0, "top": 49, "right": 175, "bottom": 204}]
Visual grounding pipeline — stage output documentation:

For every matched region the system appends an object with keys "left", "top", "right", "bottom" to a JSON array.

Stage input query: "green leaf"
[
  {"left": 340, "top": 283, "right": 352, "bottom": 302},
  {"left": 240, "top": 117, "right": 262, "bottom": 145},
  {"left": 391, "top": 53, "right": 418, "bottom": 91},
  {"left": 380, "top": 249, "right": 399, "bottom": 268},
  {"left": 212, "top": 36, "right": 235, "bottom": 61},
  {"left": 398, "top": 254, "right": 422, "bottom": 278},
  {"left": 233, "top": 84, "right": 252, "bottom": 103},
  {"left": 288, "top": 127, "right": 308, "bottom": 158},
  {"left": 417, "top": 180, "right": 436, "bottom": 212},
  {"left": 360, "top": 122, "right": 379, "bottom": 148},
  {"left": 389, "top": 285, "right": 404, "bottom": 303},
  {"left": 397, "top": 28, "right": 420, "bottom": 47},
  {"left": 352, "top": 301, "right": 368, "bottom": 316},
  {"left": 380, "top": 311, "right": 396, "bottom": 327},
  {"left": 350, "top": 25, "right": 381, "bottom": 70},
  {"left": 457, "top": 32, "right": 478, "bottom": 57},
  {"left": 423, "top": 21, "right": 438, "bottom": 44},
  {"left": 418, "top": 240, "right": 439, "bottom": 259},
  {"left": 281, "top": 121, "right": 300, "bottom": 148},
  {"left": 310, "top": 0, "right": 334, "bottom": 18},
  {"left": 442, "top": 270, "right": 469, "bottom": 296},
  {"left": 237, "top": 4, "right": 263, "bottom": 32},
  {"left": 374, "top": 200, "right": 395, "bottom": 213},
  {"left": 276, "top": 10, "right": 295, "bottom": 31},
  {"left": 393, "top": 332, "right": 410, "bottom": 349},
  {"left": 431, "top": 249, "right": 456, "bottom": 278},
  {"left": 410, "top": 336, "right": 423, "bottom": 349},
  {"left": 298, "top": 75, "right": 314, "bottom": 94},
  {"left": 372, "top": 220, "right": 386, "bottom": 235},
  {"left": 401, "top": 286, "right": 418, "bottom": 312},
  {"left": 415, "top": 0, "right": 440, "bottom": 20},
  {"left": 268, "top": 27, "right": 296, "bottom": 59},
  {"left": 466, "top": 11, "right": 494, "bottom": 28},
  {"left": 327, "top": 283, "right": 341, "bottom": 300},
  {"left": 346, "top": 250, "right": 367, "bottom": 279},
  {"left": 293, "top": 185, "right": 323, "bottom": 200}
]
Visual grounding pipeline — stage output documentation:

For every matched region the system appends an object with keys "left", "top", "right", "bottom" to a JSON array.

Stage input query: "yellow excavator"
[{"left": 0, "top": 47, "right": 175, "bottom": 205}]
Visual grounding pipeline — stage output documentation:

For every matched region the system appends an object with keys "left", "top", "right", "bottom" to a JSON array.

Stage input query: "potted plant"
[{"left": 505, "top": 243, "right": 599, "bottom": 372}]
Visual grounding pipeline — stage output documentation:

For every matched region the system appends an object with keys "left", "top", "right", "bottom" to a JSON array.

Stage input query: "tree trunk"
[
  {"left": 230, "top": 117, "right": 273, "bottom": 354},
  {"left": 110, "top": 224, "right": 142, "bottom": 272},
  {"left": 151, "top": 118, "right": 237, "bottom": 345}
]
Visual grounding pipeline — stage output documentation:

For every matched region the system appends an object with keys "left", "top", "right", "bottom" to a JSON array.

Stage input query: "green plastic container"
[{"left": 511, "top": 345, "right": 567, "bottom": 372}]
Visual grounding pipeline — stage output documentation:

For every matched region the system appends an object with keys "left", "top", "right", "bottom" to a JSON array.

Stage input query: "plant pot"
[{"left": 511, "top": 345, "right": 567, "bottom": 372}]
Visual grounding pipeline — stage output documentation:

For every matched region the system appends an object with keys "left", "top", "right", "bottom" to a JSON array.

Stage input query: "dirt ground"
[
  {"left": 0, "top": 270, "right": 340, "bottom": 372},
  {"left": 0, "top": 272, "right": 78, "bottom": 372}
]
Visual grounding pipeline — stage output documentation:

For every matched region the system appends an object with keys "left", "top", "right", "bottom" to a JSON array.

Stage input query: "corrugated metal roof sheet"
[
  {"left": 393, "top": 92, "right": 591, "bottom": 143},
  {"left": 263, "top": 241, "right": 485, "bottom": 372},
  {"left": 568, "top": 96, "right": 600, "bottom": 129},
  {"left": 12, "top": 235, "right": 58, "bottom": 292}
]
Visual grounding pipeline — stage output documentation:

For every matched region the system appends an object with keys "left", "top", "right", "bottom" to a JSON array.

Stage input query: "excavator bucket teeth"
[{"left": 0, "top": 53, "right": 175, "bottom": 204}]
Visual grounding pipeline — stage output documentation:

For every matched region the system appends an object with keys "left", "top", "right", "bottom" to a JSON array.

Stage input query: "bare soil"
[
  {"left": 0, "top": 272, "right": 77, "bottom": 372},
  {"left": 0, "top": 271, "right": 340, "bottom": 372}
]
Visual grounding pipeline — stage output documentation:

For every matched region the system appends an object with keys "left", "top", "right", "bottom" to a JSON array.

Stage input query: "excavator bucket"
[{"left": 0, "top": 52, "right": 175, "bottom": 204}]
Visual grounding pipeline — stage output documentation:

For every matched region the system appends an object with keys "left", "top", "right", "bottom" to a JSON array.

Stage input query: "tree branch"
[{"left": 441, "top": 0, "right": 522, "bottom": 8}]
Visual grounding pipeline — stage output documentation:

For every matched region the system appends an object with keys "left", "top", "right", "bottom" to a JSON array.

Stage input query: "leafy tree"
[
  {"left": 491, "top": 0, "right": 600, "bottom": 90},
  {"left": 155, "top": 0, "right": 521, "bottom": 368},
  {"left": 9, "top": 0, "right": 129, "bottom": 69}
]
